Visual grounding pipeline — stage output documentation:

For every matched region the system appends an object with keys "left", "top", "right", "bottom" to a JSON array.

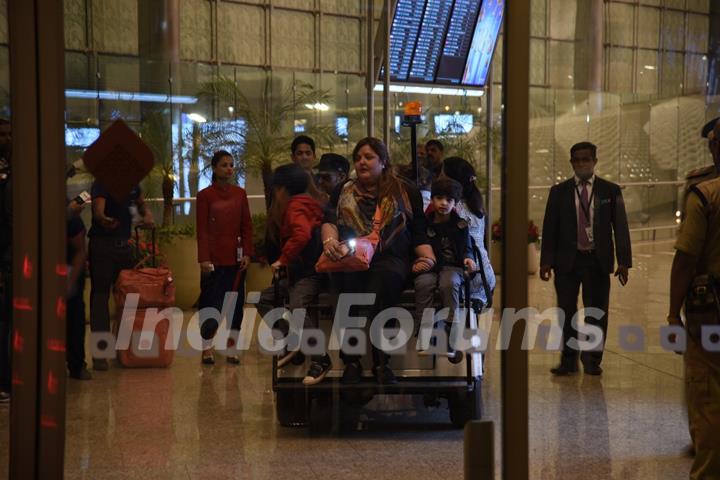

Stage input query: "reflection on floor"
[{"left": 0, "top": 241, "right": 694, "bottom": 479}]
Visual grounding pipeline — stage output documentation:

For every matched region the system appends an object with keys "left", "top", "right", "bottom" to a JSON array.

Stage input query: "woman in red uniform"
[{"left": 196, "top": 150, "right": 253, "bottom": 365}]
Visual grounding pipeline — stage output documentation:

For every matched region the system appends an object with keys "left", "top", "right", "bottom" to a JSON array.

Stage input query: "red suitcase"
[
  {"left": 116, "top": 308, "right": 174, "bottom": 368},
  {"left": 115, "top": 227, "right": 176, "bottom": 368}
]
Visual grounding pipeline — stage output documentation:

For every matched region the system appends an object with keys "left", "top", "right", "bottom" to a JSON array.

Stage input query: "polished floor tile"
[{"left": 0, "top": 241, "right": 698, "bottom": 478}]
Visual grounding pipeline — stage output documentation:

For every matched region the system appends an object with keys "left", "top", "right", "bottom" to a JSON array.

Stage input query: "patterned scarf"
[{"left": 336, "top": 180, "right": 411, "bottom": 250}]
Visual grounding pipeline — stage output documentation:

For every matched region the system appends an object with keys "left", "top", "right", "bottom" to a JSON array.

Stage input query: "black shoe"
[
  {"left": 303, "top": 358, "right": 332, "bottom": 386},
  {"left": 93, "top": 359, "right": 109, "bottom": 371},
  {"left": 584, "top": 365, "right": 603, "bottom": 376},
  {"left": 0, "top": 391, "right": 9, "bottom": 404},
  {"left": 69, "top": 368, "right": 92, "bottom": 380},
  {"left": 373, "top": 364, "right": 398, "bottom": 385},
  {"left": 201, "top": 352, "right": 215, "bottom": 365},
  {"left": 341, "top": 361, "right": 363, "bottom": 384},
  {"left": 550, "top": 364, "right": 578, "bottom": 376},
  {"left": 226, "top": 355, "right": 240, "bottom": 365}
]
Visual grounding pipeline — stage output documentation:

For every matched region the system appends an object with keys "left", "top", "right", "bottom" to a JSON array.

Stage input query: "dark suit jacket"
[{"left": 540, "top": 176, "right": 632, "bottom": 274}]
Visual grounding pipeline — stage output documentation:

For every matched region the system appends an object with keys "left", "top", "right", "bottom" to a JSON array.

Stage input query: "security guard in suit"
[{"left": 668, "top": 174, "right": 720, "bottom": 479}]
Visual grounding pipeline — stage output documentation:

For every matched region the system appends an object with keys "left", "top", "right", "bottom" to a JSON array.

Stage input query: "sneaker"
[
  {"left": 373, "top": 364, "right": 398, "bottom": 385},
  {"left": 226, "top": 355, "right": 240, "bottom": 365},
  {"left": 93, "top": 359, "right": 109, "bottom": 371},
  {"left": 302, "top": 358, "right": 332, "bottom": 386},
  {"left": 341, "top": 361, "right": 363, "bottom": 384},
  {"left": 69, "top": 368, "right": 92, "bottom": 381},
  {"left": 0, "top": 391, "right": 9, "bottom": 404},
  {"left": 276, "top": 349, "right": 299, "bottom": 368}
]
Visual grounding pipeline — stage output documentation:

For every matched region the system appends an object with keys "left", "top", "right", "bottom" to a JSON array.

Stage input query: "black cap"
[
  {"left": 701, "top": 117, "right": 720, "bottom": 138},
  {"left": 431, "top": 177, "right": 462, "bottom": 202},
  {"left": 315, "top": 153, "right": 349, "bottom": 175}
]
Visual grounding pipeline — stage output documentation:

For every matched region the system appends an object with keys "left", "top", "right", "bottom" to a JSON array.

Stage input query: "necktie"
[{"left": 578, "top": 181, "right": 592, "bottom": 249}]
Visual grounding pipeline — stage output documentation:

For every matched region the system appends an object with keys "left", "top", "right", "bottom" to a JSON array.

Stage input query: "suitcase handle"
[{"left": 134, "top": 225, "right": 157, "bottom": 268}]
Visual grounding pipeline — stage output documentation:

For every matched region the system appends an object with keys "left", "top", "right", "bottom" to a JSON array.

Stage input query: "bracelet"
[{"left": 323, "top": 237, "right": 338, "bottom": 245}]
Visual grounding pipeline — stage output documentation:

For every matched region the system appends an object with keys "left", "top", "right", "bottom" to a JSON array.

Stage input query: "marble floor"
[{"left": 0, "top": 240, "right": 696, "bottom": 479}]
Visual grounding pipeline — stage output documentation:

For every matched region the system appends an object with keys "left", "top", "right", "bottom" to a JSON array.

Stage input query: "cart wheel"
[
  {"left": 448, "top": 377, "right": 482, "bottom": 428},
  {"left": 276, "top": 390, "right": 308, "bottom": 427},
  {"left": 448, "top": 350, "right": 464, "bottom": 365}
]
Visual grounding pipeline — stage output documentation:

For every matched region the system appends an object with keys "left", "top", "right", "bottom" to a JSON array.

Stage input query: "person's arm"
[
  {"left": 408, "top": 185, "right": 435, "bottom": 263},
  {"left": 91, "top": 196, "right": 119, "bottom": 230},
  {"left": 239, "top": 189, "right": 253, "bottom": 269},
  {"left": 277, "top": 203, "right": 313, "bottom": 267},
  {"left": 321, "top": 183, "right": 347, "bottom": 261},
  {"left": 539, "top": 185, "right": 558, "bottom": 281},
  {"left": 611, "top": 184, "right": 632, "bottom": 284},
  {"left": 67, "top": 230, "right": 86, "bottom": 295},
  {"left": 196, "top": 191, "right": 212, "bottom": 272},
  {"left": 668, "top": 250, "right": 698, "bottom": 321}
]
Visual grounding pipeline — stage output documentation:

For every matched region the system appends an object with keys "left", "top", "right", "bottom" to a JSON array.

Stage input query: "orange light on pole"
[{"left": 404, "top": 101, "right": 423, "bottom": 117}]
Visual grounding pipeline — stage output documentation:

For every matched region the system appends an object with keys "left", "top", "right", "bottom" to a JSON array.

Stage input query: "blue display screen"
[
  {"left": 462, "top": 0, "right": 504, "bottom": 86},
  {"left": 65, "top": 127, "right": 101, "bottom": 147},
  {"left": 434, "top": 114, "right": 474, "bottom": 134}
]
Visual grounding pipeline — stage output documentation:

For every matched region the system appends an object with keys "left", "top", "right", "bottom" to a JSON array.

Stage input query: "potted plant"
[{"left": 490, "top": 219, "right": 540, "bottom": 275}]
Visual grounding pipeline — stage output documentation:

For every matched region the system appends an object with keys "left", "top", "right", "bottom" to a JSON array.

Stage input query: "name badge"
[{"left": 585, "top": 226, "right": 594, "bottom": 243}]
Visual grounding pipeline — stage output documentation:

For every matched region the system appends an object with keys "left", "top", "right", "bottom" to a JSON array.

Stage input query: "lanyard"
[{"left": 575, "top": 182, "right": 594, "bottom": 223}]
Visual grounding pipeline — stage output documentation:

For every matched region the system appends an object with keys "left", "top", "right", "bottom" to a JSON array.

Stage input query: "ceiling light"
[
  {"left": 187, "top": 113, "right": 207, "bottom": 123},
  {"left": 644, "top": 65, "right": 656, "bottom": 70}
]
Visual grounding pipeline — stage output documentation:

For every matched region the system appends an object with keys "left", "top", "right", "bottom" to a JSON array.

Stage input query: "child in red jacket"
[
  {"left": 259, "top": 163, "right": 330, "bottom": 385},
  {"left": 196, "top": 150, "right": 253, "bottom": 365}
]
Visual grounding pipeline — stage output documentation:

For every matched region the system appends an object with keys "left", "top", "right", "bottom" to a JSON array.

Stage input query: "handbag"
[
  {"left": 315, "top": 206, "right": 383, "bottom": 273},
  {"left": 114, "top": 227, "right": 176, "bottom": 309}
]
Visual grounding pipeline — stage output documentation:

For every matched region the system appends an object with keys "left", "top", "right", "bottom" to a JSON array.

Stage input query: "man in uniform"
[
  {"left": 682, "top": 117, "right": 720, "bottom": 210},
  {"left": 668, "top": 174, "right": 720, "bottom": 479}
]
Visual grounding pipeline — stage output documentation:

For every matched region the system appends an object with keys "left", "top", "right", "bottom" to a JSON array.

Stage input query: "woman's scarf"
[{"left": 336, "top": 179, "right": 411, "bottom": 250}]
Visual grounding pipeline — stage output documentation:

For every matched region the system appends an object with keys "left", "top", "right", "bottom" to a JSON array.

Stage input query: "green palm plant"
[
  {"left": 197, "top": 76, "right": 335, "bottom": 207},
  {"left": 139, "top": 110, "right": 175, "bottom": 226}
]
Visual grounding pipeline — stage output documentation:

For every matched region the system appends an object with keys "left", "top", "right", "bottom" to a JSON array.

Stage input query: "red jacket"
[
  {"left": 278, "top": 194, "right": 324, "bottom": 266},
  {"left": 196, "top": 183, "right": 253, "bottom": 266}
]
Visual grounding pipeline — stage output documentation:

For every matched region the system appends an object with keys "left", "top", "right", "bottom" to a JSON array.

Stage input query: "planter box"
[
  {"left": 160, "top": 236, "right": 200, "bottom": 310},
  {"left": 490, "top": 242, "right": 539, "bottom": 275}
]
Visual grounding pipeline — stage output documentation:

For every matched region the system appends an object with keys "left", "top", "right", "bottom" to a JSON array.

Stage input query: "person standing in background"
[
  {"left": 290, "top": 135, "right": 328, "bottom": 205},
  {"left": 0, "top": 118, "right": 11, "bottom": 403},
  {"left": 667, "top": 175, "right": 720, "bottom": 479},
  {"left": 66, "top": 198, "right": 91, "bottom": 380},
  {"left": 540, "top": 142, "right": 631, "bottom": 376},
  {"left": 196, "top": 150, "right": 253, "bottom": 365},
  {"left": 89, "top": 179, "right": 153, "bottom": 371},
  {"left": 425, "top": 139, "right": 445, "bottom": 178}
]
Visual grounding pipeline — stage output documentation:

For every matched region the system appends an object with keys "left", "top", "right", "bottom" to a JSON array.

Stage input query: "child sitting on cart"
[
  {"left": 258, "top": 164, "right": 331, "bottom": 385},
  {"left": 414, "top": 177, "right": 476, "bottom": 359}
]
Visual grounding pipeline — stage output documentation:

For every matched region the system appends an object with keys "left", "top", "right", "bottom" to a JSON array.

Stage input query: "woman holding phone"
[{"left": 196, "top": 150, "right": 253, "bottom": 365}]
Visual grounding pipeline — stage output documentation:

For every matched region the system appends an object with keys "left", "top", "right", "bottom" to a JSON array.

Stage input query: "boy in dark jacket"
[
  {"left": 414, "top": 177, "right": 476, "bottom": 358},
  {"left": 259, "top": 164, "right": 331, "bottom": 385}
]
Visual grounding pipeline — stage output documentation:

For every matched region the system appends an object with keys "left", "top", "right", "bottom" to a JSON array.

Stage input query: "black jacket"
[
  {"left": 426, "top": 210, "right": 472, "bottom": 269},
  {"left": 540, "top": 176, "right": 632, "bottom": 274}
]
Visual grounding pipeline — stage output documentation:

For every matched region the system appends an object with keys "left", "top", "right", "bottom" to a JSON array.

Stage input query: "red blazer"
[{"left": 196, "top": 183, "right": 253, "bottom": 266}]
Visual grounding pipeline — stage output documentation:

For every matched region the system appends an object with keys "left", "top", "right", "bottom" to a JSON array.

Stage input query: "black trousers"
[
  {"left": 332, "top": 259, "right": 408, "bottom": 368},
  {"left": 66, "top": 273, "right": 87, "bottom": 373},
  {"left": 0, "top": 261, "right": 11, "bottom": 392},
  {"left": 89, "top": 237, "right": 133, "bottom": 335},
  {"left": 198, "top": 265, "right": 245, "bottom": 340},
  {"left": 554, "top": 251, "right": 610, "bottom": 368}
]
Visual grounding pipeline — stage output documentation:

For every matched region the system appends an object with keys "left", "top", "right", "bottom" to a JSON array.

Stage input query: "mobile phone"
[{"left": 74, "top": 191, "right": 91, "bottom": 204}]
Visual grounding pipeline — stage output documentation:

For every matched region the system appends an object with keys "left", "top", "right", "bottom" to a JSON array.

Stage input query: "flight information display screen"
[{"left": 386, "top": 0, "right": 503, "bottom": 86}]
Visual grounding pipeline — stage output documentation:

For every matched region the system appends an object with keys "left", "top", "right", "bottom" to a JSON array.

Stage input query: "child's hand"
[
  {"left": 464, "top": 258, "right": 476, "bottom": 271},
  {"left": 270, "top": 260, "right": 284, "bottom": 272},
  {"left": 413, "top": 257, "right": 433, "bottom": 274}
]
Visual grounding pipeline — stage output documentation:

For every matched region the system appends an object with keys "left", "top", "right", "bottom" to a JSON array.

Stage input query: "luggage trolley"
[{"left": 271, "top": 250, "right": 492, "bottom": 431}]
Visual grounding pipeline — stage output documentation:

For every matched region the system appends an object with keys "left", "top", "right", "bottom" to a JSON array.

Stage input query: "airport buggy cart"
[{"left": 271, "top": 260, "right": 492, "bottom": 431}]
